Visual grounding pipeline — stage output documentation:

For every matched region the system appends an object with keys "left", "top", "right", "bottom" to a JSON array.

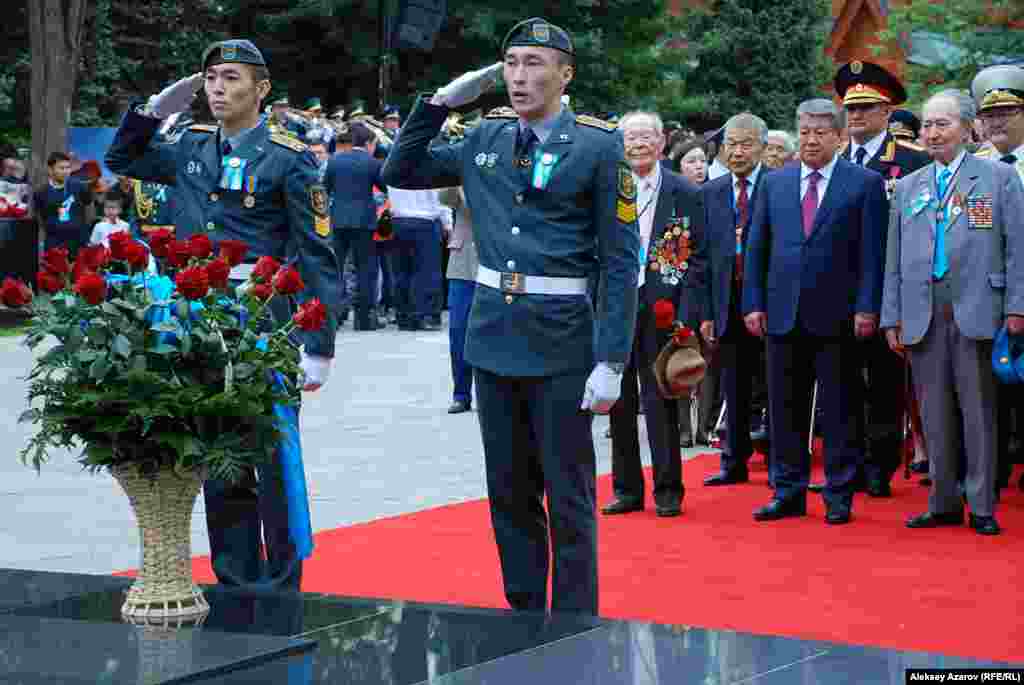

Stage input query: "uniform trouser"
[
  {"left": 766, "top": 322, "right": 862, "bottom": 509},
  {"left": 203, "top": 294, "right": 303, "bottom": 590},
  {"left": 393, "top": 217, "right": 442, "bottom": 324},
  {"left": 379, "top": 250, "right": 395, "bottom": 310},
  {"left": 474, "top": 367, "right": 598, "bottom": 614},
  {"left": 609, "top": 296, "right": 683, "bottom": 505},
  {"left": 909, "top": 280, "right": 998, "bottom": 517},
  {"left": 447, "top": 279, "right": 476, "bottom": 404},
  {"left": 858, "top": 332, "right": 908, "bottom": 485},
  {"left": 719, "top": 289, "right": 766, "bottom": 474},
  {"left": 334, "top": 229, "right": 378, "bottom": 323}
]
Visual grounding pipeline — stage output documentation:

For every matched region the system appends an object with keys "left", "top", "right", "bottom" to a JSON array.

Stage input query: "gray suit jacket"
[
  {"left": 881, "top": 152, "right": 1024, "bottom": 344},
  {"left": 439, "top": 186, "right": 479, "bottom": 282}
]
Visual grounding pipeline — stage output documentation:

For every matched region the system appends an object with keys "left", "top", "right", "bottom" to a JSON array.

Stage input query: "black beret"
[
  {"left": 502, "top": 18, "right": 574, "bottom": 58},
  {"left": 202, "top": 39, "right": 267, "bottom": 72}
]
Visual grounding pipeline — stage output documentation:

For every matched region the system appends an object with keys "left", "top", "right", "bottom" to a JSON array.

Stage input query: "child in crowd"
[{"left": 89, "top": 195, "right": 130, "bottom": 247}]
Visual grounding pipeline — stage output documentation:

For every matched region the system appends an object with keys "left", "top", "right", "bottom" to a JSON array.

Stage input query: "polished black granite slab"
[
  {"left": 3, "top": 568, "right": 1021, "bottom": 685},
  {"left": 0, "top": 613, "right": 314, "bottom": 685},
  {"left": 0, "top": 568, "right": 131, "bottom": 611}
]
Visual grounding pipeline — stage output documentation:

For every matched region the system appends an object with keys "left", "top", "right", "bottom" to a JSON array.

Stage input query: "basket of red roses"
[{"left": 8, "top": 230, "right": 326, "bottom": 623}]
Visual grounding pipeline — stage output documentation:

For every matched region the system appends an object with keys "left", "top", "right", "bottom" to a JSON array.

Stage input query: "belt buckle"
[{"left": 500, "top": 272, "right": 525, "bottom": 294}]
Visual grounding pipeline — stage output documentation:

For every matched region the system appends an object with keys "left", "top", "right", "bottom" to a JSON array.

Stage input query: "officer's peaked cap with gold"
[
  {"left": 971, "top": 65, "right": 1024, "bottom": 112},
  {"left": 502, "top": 18, "right": 574, "bottom": 58},
  {"left": 834, "top": 60, "right": 907, "bottom": 106},
  {"left": 202, "top": 39, "right": 267, "bottom": 72}
]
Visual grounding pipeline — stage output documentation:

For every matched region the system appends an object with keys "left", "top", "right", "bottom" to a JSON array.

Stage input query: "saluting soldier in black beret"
[
  {"left": 382, "top": 17, "right": 640, "bottom": 614},
  {"left": 106, "top": 38, "right": 341, "bottom": 592}
]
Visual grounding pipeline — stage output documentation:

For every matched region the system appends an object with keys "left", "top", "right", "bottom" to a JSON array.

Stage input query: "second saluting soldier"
[
  {"left": 382, "top": 18, "right": 640, "bottom": 614},
  {"left": 106, "top": 39, "right": 341, "bottom": 590}
]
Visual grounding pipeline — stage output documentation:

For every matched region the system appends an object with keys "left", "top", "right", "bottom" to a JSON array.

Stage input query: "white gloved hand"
[
  {"left": 580, "top": 363, "right": 624, "bottom": 415},
  {"left": 147, "top": 73, "right": 204, "bottom": 119},
  {"left": 299, "top": 352, "right": 332, "bottom": 392},
  {"left": 432, "top": 63, "right": 503, "bottom": 109}
]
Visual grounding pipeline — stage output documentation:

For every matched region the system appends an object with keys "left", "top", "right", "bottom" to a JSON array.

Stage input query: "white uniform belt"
[
  {"left": 476, "top": 265, "right": 588, "bottom": 296},
  {"left": 229, "top": 263, "right": 255, "bottom": 281}
]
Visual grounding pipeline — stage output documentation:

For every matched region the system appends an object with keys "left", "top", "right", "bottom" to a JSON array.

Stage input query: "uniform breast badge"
[
  {"left": 886, "top": 166, "right": 901, "bottom": 200},
  {"left": 616, "top": 163, "right": 637, "bottom": 223},
  {"left": 309, "top": 184, "right": 331, "bottom": 237},
  {"left": 647, "top": 215, "right": 692, "bottom": 286}
]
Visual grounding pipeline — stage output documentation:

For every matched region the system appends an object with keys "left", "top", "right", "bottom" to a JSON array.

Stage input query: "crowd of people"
[{"left": 15, "top": 17, "right": 1023, "bottom": 615}]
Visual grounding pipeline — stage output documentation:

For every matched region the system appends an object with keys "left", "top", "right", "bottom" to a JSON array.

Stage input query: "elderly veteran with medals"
[
  {"left": 382, "top": 17, "right": 640, "bottom": 614},
  {"left": 881, "top": 89, "right": 1024, "bottom": 536},
  {"left": 106, "top": 39, "right": 341, "bottom": 589}
]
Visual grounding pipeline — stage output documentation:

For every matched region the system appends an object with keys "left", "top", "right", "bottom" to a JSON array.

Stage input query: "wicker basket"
[{"left": 111, "top": 463, "right": 210, "bottom": 621}]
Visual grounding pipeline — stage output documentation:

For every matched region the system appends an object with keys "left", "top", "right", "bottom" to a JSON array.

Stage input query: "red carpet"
[{"left": 130, "top": 454, "right": 1024, "bottom": 663}]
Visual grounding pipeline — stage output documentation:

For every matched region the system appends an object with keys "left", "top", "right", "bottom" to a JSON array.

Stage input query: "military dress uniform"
[
  {"left": 835, "top": 61, "right": 930, "bottom": 495},
  {"left": 382, "top": 19, "right": 640, "bottom": 614},
  {"left": 105, "top": 39, "right": 340, "bottom": 590}
]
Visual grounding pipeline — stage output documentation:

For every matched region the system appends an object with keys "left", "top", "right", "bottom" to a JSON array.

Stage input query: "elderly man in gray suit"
[{"left": 881, "top": 89, "right": 1024, "bottom": 536}]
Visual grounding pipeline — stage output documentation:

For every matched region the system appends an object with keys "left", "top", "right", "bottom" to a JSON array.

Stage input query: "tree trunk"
[{"left": 27, "top": 0, "right": 89, "bottom": 188}]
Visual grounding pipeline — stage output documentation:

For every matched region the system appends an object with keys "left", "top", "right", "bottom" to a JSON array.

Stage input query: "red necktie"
[
  {"left": 735, "top": 176, "right": 749, "bottom": 281},
  {"left": 802, "top": 171, "right": 821, "bottom": 238}
]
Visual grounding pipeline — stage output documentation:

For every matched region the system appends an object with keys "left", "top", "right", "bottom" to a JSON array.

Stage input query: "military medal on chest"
[
  {"left": 648, "top": 215, "right": 692, "bottom": 286},
  {"left": 885, "top": 166, "right": 901, "bottom": 200}
]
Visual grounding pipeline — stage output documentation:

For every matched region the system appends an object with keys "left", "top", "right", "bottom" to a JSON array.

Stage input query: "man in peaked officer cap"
[
  {"left": 382, "top": 16, "right": 640, "bottom": 615},
  {"left": 106, "top": 37, "right": 341, "bottom": 592},
  {"left": 382, "top": 105, "right": 401, "bottom": 132},
  {"left": 888, "top": 109, "right": 921, "bottom": 142},
  {"left": 812, "top": 60, "right": 930, "bottom": 501},
  {"left": 971, "top": 63, "right": 1024, "bottom": 495}
]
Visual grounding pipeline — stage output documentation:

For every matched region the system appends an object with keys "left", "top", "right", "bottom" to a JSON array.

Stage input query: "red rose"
[
  {"left": 218, "top": 239, "right": 248, "bottom": 267},
  {"left": 147, "top": 228, "right": 175, "bottom": 258},
  {"left": 73, "top": 271, "right": 107, "bottom": 305},
  {"left": 188, "top": 233, "right": 214, "bottom": 259},
  {"left": 123, "top": 241, "right": 150, "bottom": 272},
  {"left": 37, "top": 270, "right": 63, "bottom": 294},
  {"left": 0, "top": 277, "right": 32, "bottom": 307},
  {"left": 654, "top": 299, "right": 676, "bottom": 330},
  {"left": 250, "top": 282, "right": 274, "bottom": 300},
  {"left": 175, "top": 266, "right": 210, "bottom": 300},
  {"left": 77, "top": 244, "right": 111, "bottom": 272},
  {"left": 108, "top": 231, "right": 134, "bottom": 261},
  {"left": 272, "top": 266, "right": 304, "bottom": 295},
  {"left": 205, "top": 258, "right": 231, "bottom": 290},
  {"left": 166, "top": 240, "right": 192, "bottom": 269},
  {"left": 292, "top": 298, "right": 327, "bottom": 331},
  {"left": 251, "top": 256, "right": 280, "bottom": 282},
  {"left": 672, "top": 326, "right": 694, "bottom": 346},
  {"left": 41, "top": 247, "right": 71, "bottom": 275}
]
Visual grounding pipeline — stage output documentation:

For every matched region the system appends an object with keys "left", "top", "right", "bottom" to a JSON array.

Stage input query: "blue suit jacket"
[
  {"left": 741, "top": 157, "right": 887, "bottom": 337},
  {"left": 692, "top": 169, "right": 763, "bottom": 337},
  {"left": 324, "top": 149, "right": 384, "bottom": 230}
]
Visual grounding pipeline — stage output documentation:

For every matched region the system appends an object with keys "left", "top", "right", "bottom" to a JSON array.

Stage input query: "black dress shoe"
[
  {"left": 447, "top": 400, "right": 471, "bottom": 414},
  {"left": 808, "top": 481, "right": 825, "bottom": 493},
  {"left": 825, "top": 505, "right": 851, "bottom": 525},
  {"left": 970, "top": 514, "right": 1001, "bottom": 536},
  {"left": 601, "top": 498, "right": 644, "bottom": 515},
  {"left": 919, "top": 477, "right": 932, "bottom": 487},
  {"left": 680, "top": 435, "right": 694, "bottom": 449},
  {"left": 866, "top": 481, "right": 892, "bottom": 498},
  {"left": 910, "top": 460, "right": 929, "bottom": 475},
  {"left": 753, "top": 498, "right": 806, "bottom": 521},
  {"left": 906, "top": 511, "right": 964, "bottom": 528},
  {"left": 655, "top": 501, "right": 682, "bottom": 517},
  {"left": 704, "top": 470, "right": 749, "bottom": 486},
  {"left": 1019, "top": 472, "right": 1024, "bottom": 491}
]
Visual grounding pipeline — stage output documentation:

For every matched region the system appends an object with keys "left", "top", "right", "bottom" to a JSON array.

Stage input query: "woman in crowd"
[{"left": 672, "top": 137, "right": 709, "bottom": 186}]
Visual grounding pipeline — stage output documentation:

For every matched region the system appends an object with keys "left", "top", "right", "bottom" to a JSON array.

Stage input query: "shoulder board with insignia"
[
  {"left": 575, "top": 114, "right": 616, "bottom": 132},
  {"left": 270, "top": 132, "right": 308, "bottom": 152},
  {"left": 895, "top": 138, "right": 925, "bottom": 153},
  {"left": 879, "top": 138, "right": 896, "bottom": 162},
  {"left": 188, "top": 124, "right": 218, "bottom": 134},
  {"left": 485, "top": 106, "right": 517, "bottom": 119}
]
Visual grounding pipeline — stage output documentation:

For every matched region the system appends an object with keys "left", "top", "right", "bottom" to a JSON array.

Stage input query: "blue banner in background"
[{"left": 67, "top": 127, "right": 118, "bottom": 181}]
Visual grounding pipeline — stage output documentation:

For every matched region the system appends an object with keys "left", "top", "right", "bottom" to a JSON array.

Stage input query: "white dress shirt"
[
  {"left": 387, "top": 186, "right": 445, "bottom": 221},
  {"left": 634, "top": 163, "right": 662, "bottom": 288},
  {"left": 708, "top": 158, "right": 730, "bottom": 181},
  {"left": 848, "top": 130, "right": 887, "bottom": 166},
  {"left": 800, "top": 154, "right": 839, "bottom": 208}
]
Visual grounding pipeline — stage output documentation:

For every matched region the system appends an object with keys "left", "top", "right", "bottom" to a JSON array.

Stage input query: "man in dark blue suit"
[
  {"left": 324, "top": 122, "right": 385, "bottom": 331},
  {"left": 692, "top": 112, "right": 770, "bottom": 487},
  {"left": 742, "top": 98, "right": 887, "bottom": 524}
]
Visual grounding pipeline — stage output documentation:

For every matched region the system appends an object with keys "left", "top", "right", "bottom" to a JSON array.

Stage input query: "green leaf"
[
  {"left": 232, "top": 362, "right": 256, "bottom": 380},
  {"left": 88, "top": 356, "right": 112, "bottom": 381},
  {"left": 131, "top": 355, "right": 147, "bottom": 373},
  {"left": 112, "top": 334, "right": 132, "bottom": 359},
  {"left": 76, "top": 349, "right": 100, "bottom": 364},
  {"left": 148, "top": 343, "right": 178, "bottom": 355},
  {"left": 101, "top": 302, "right": 121, "bottom": 317}
]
